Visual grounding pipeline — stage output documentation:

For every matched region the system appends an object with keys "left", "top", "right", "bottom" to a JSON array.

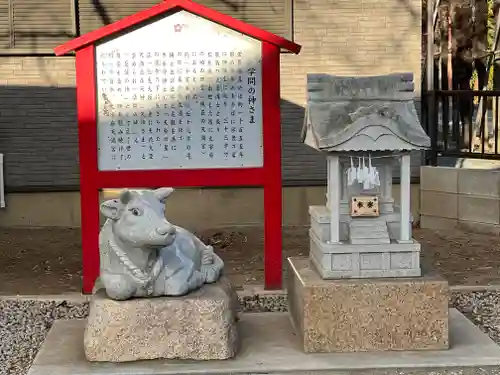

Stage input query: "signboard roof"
[{"left": 54, "top": 0, "right": 302, "bottom": 56}]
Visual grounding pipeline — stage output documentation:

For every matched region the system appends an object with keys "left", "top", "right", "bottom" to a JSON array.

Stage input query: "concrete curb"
[
  {"left": 450, "top": 284, "right": 500, "bottom": 292},
  {"left": 2, "top": 284, "right": 500, "bottom": 302},
  {"left": 0, "top": 286, "right": 286, "bottom": 301},
  {"left": 0, "top": 293, "right": 91, "bottom": 302}
]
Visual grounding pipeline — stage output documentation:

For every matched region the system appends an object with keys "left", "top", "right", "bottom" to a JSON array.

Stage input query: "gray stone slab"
[
  {"left": 28, "top": 309, "right": 500, "bottom": 375},
  {"left": 458, "top": 168, "right": 500, "bottom": 197},
  {"left": 420, "top": 166, "right": 458, "bottom": 194},
  {"left": 309, "top": 230, "right": 421, "bottom": 279},
  {"left": 458, "top": 195, "right": 500, "bottom": 225},
  {"left": 349, "top": 219, "right": 391, "bottom": 245}
]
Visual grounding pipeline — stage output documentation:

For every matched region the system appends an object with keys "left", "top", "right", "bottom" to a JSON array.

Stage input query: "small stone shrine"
[
  {"left": 85, "top": 187, "right": 239, "bottom": 362},
  {"left": 302, "top": 72, "right": 430, "bottom": 279},
  {"left": 288, "top": 73, "right": 450, "bottom": 353}
]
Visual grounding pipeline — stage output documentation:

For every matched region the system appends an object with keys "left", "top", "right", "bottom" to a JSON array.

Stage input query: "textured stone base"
[
  {"left": 310, "top": 229, "right": 421, "bottom": 279},
  {"left": 287, "top": 257, "right": 449, "bottom": 353},
  {"left": 84, "top": 277, "right": 239, "bottom": 362},
  {"left": 28, "top": 310, "right": 500, "bottom": 375}
]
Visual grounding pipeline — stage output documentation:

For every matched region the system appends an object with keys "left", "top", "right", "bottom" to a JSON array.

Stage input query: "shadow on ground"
[{"left": 0, "top": 226, "right": 499, "bottom": 295}]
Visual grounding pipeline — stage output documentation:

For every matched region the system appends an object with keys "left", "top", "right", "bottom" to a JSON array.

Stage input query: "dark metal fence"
[{"left": 423, "top": 89, "right": 500, "bottom": 165}]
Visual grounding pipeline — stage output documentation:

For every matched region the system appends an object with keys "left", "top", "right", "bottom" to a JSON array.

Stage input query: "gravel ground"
[
  {"left": 0, "top": 299, "right": 88, "bottom": 375},
  {"left": 1, "top": 291, "right": 500, "bottom": 375},
  {"left": 451, "top": 291, "right": 500, "bottom": 344},
  {"left": 2, "top": 226, "right": 500, "bottom": 374}
]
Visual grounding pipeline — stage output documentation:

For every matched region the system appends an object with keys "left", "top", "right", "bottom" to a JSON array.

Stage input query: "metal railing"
[{"left": 423, "top": 89, "right": 500, "bottom": 164}]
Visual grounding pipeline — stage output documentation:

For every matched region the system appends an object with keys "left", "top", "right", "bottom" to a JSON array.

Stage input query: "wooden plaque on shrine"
[{"left": 350, "top": 195, "right": 379, "bottom": 217}]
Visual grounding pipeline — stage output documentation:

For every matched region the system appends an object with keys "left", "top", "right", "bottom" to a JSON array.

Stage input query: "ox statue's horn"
[{"left": 154, "top": 187, "right": 174, "bottom": 202}]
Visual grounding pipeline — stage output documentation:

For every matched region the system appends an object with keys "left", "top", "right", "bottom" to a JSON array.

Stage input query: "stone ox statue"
[{"left": 98, "top": 187, "right": 224, "bottom": 300}]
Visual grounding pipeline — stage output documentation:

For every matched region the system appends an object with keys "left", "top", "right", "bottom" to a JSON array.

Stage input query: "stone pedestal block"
[
  {"left": 287, "top": 257, "right": 449, "bottom": 353},
  {"left": 310, "top": 229, "right": 421, "bottom": 279},
  {"left": 309, "top": 205, "right": 421, "bottom": 279},
  {"left": 84, "top": 277, "right": 239, "bottom": 362}
]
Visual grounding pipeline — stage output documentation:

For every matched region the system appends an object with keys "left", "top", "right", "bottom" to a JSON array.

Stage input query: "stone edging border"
[
  {"left": 1, "top": 284, "right": 499, "bottom": 303},
  {"left": 449, "top": 285, "right": 500, "bottom": 292}
]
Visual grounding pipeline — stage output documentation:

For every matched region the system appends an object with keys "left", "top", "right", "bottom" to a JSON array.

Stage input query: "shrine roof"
[
  {"left": 301, "top": 73, "right": 431, "bottom": 153},
  {"left": 54, "top": 0, "right": 301, "bottom": 56}
]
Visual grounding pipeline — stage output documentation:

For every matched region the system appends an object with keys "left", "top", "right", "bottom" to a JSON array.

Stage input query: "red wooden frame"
[{"left": 55, "top": 0, "right": 301, "bottom": 293}]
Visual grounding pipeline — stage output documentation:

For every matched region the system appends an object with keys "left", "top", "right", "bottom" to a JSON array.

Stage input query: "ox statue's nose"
[{"left": 156, "top": 224, "right": 176, "bottom": 236}]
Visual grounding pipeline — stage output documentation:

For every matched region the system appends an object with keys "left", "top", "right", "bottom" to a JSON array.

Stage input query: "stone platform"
[
  {"left": 288, "top": 257, "right": 449, "bottom": 352},
  {"left": 309, "top": 206, "right": 421, "bottom": 279},
  {"left": 84, "top": 277, "right": 239, "bottom": 362},
  {"left": 310, "top": 228, "right": 422, "bottom": 279},
  {"left": 28, "top": 309, "right": 500, "bottom": 375}
]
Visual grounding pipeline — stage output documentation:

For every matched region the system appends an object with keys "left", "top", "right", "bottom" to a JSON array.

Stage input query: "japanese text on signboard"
[{"left": 95, "top": 11, "right": 263, "bottom": 171}]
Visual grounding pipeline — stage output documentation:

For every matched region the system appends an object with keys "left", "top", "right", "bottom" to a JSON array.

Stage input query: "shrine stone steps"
[{"left": 348, "top": 218, "right": 391, "bottom": 245}]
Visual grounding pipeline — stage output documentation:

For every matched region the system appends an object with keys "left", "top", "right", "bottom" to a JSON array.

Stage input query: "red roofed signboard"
[{"left": 55, "top": 0, "right": 301, "bottom": 293}]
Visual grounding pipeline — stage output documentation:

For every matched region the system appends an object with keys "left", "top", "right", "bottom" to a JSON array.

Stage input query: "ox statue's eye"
[{"left": 130, "top": 208, "right": 141, "bottom": 216}]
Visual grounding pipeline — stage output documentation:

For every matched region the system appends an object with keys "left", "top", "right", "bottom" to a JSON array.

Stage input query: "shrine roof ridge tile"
[{"left": 301, "top": 73, "right": 431, "bottom": 153}]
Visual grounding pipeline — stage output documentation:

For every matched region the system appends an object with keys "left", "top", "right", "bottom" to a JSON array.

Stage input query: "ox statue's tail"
[{"left": 200, "top": 245, "right": 224, "bottom": 283}]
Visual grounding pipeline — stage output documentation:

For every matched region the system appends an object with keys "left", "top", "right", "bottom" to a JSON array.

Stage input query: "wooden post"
[
  {"left": 76, "top": 45, "right": 101, "bottom": 294},
  {"left": 399, "top": 154, "right": 412, "bottom": 242},
  {"left": 326, "top": 155, "right": 330, "bottom": 206},
  {"left": 327, "top": 154, "right": 340, "bottom": 243},
  {"left": 427, "top": 0, "right": 437, "bottom": 165},
  {"left": 262, "top": 42, "right": 283, "bottom": 290},
  {"left": 383, "top": 160, "right": 393, "bottom": 201},
  {"left": 341, "top": 161, "right": 348, "bottom": 201}
]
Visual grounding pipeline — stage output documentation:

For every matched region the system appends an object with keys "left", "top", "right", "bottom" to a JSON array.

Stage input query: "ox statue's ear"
[
  {"left": 153, "top": 187, "right": 174, "bottom": 203},
  {"left": 100, "top": 199, "right": 122, "bottom": 220},
  {"left": 119, "top": 189, "right": 133, "bottom": 204}
]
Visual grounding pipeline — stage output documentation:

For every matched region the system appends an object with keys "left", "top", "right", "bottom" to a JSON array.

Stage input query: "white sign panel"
[{"left": 95, "top": 11, "right": 263, "bottom": 171}]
